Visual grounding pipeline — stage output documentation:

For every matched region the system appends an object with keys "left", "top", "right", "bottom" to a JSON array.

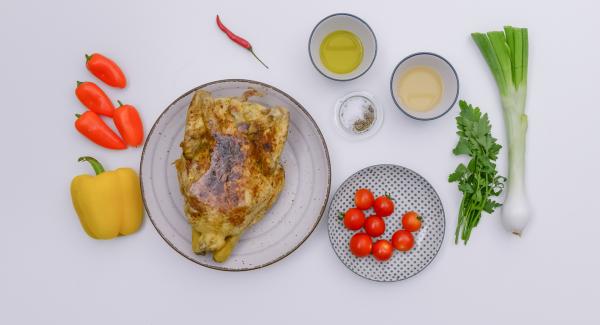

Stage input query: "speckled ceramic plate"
[
  {"left": 328, "top": 164, "right": 445, "bottom": 281},
  {"left": 141, "top": 79, "right": 331, "bottom": 271}
]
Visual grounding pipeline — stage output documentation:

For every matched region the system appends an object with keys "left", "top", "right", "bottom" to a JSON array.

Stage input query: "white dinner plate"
[{"left": 141, "top": 79, "right": 331, "bottom": 271}]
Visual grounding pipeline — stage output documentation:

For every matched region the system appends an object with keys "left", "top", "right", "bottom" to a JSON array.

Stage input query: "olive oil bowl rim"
[{"left": 308, "top": 12, "right": 378, "bottom": 82}]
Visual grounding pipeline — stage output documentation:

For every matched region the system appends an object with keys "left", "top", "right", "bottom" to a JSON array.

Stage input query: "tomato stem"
[
  {"left": 75, "top": 113, "right": 82, "bottom": 118},
  {"left": 85, "top": 54, "right": 92, "bottom": 62},
  {"left": 117, "top": 100, "right": 124, "bottom": 107},
  {"left": 76, "top": 81, "right": 82, "bottom": 86}
]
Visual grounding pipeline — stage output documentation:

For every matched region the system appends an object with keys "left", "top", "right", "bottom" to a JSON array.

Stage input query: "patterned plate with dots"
[{"left": 328, "top": 164, "right": 445, "bottom": 282}]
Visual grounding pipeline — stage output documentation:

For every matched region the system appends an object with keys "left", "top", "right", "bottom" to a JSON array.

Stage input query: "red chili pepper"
[
  {"left": 216, "top": 15, "right": 268, "bottom": 69},
  {"left": 114, "top": 101, "right": 144, "bottom": 147},
  {"left": 85, "top": 53, "right": 127, "bottom": 88},
  {"left": 75, "top": 111, "right": 126, "bottom": 150},
  {"left": 75, "top": 81, "right": 115, "bottom": 117}
]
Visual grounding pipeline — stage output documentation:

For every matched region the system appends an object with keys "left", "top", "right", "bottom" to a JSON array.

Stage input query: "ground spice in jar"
[{"left": 353, "top": 104, "right": 374, "bottom": 133}]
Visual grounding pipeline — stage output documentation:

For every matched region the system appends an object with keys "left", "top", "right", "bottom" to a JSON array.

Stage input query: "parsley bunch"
[{"left": 449, "top": 100, "right": 506, "bottom": 244}]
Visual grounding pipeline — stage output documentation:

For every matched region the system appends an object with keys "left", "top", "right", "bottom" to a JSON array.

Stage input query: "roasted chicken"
[{"left": 175, "top": 89, "right": 289, "bottom": 262}]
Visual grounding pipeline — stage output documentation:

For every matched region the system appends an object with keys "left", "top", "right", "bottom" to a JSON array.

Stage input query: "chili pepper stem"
[
  {"left": 249, "top": 48, "right": 269, "bottom": 69},
  {"left": 78, "top": 156, "right": 105, "bottom": 175}
]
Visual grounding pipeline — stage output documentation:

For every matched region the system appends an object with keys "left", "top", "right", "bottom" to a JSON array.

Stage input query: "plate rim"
[
  {"left": 140, "top": 79, "right": 332, "bottom": 271},
  {"left": 327, "top": 163, "right": 446, "bottom": 282}
]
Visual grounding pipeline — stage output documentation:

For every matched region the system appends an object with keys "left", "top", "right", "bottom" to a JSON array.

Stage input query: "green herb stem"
[{"left": 449, "top": 100, "right": 505, "bottom": 244}]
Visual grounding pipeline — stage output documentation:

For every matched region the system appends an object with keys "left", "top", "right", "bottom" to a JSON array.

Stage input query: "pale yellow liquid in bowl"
[{"left": 397, "top": 66, "right": 444, "bottom": 112}]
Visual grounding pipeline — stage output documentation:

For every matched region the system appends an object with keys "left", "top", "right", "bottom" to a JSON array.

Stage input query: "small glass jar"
[{"left": 334, "top": 91, "right": 383, "bottom": 140}]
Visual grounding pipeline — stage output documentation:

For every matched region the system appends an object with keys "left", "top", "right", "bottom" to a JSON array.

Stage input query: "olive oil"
[
  {"left": 319, "top": 30, "right": 363, "bottom": 74},
  {"left": 397, "top": 66, "right": 444, "bottom": 112}
]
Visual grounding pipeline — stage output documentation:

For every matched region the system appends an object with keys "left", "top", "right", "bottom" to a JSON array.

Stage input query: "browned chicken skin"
[{"left": 175, "top": 89, "right": 289, "bottom": 262}]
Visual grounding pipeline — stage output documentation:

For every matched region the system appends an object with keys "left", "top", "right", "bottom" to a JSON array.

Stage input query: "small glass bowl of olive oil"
[
  {"left": 309, "top": 13, "right": 377, "bottom": 81},
  {"left": 390, "top": 52, "right": 459, "bottom": 120}
]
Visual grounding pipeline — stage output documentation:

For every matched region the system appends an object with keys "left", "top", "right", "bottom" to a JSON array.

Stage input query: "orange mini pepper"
[
  {"left": 85, "top": 53, "right": 127, "bottom": 88},
  {"left": 114, "top": 101, "right": 144, "bottom": 147},
  {"left": 75, "top": 81, "right": 115, "bottom": 117},
  {"left": 75, "top": 111, "right": 126, "bottom": 150}
]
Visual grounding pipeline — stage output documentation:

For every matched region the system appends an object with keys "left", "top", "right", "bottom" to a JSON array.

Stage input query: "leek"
[{"left": 471, "top": 26, "right": 531, "bottom": 236}]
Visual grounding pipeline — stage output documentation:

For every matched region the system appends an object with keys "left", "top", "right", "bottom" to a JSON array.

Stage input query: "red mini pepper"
[
  {"left": 85, "top": 53, "right": 127, "bottom": 88},
  {"left": 216, "top": 15, "right": 268, "bottom": 69},
  {"left": 114, "top": 101, "right": 144, "bottom": 147},
  {"left": 75, "top": 81, "right": 115, "bottom": 117},
  {"left": 75, "top": 111, "right": 126, "bottom": 150}
]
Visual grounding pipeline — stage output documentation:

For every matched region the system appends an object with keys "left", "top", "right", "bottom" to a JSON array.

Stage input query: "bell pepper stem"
[{"left": 78, "top": 156, "right": 105, "bottom": 175}]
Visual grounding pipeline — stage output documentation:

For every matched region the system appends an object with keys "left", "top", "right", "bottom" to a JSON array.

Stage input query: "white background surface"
[{"left": 1, "top": 0, "right": 599, "bottom": 324}]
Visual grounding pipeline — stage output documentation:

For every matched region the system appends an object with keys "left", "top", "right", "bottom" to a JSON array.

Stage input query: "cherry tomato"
[
  {"left": 364, "top": 215, "right": 385, "bottom": 237},
  {"left": 349, "top": 233, "right": 372, "bottom": 257},
  {"left": 372, "top": 240, "right": 394, "bottom": 261},
  {"left": 354, "top": 188, "right": 374, "bottom": 210},
  {"left": 342, "top": 208, "right": 365, "bottom": 230},
  {"left": 402, "top": 211, "right": 422, "bottom": 232},
  {"left": 392, "top": 230, "right": 414, "bottom": 251},
  {"left": 374, "top": 194, "right": 394, "bottom": 217}
]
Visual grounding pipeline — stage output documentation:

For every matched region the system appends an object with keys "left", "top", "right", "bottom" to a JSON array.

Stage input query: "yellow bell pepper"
[{"left": 71, "top": 156, "right": 143, "bottom": 239}]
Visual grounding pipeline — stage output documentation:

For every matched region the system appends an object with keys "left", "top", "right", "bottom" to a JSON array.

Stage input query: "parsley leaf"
[{"left": 449, "top": 100, "right": 505, "bottom": 244}]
